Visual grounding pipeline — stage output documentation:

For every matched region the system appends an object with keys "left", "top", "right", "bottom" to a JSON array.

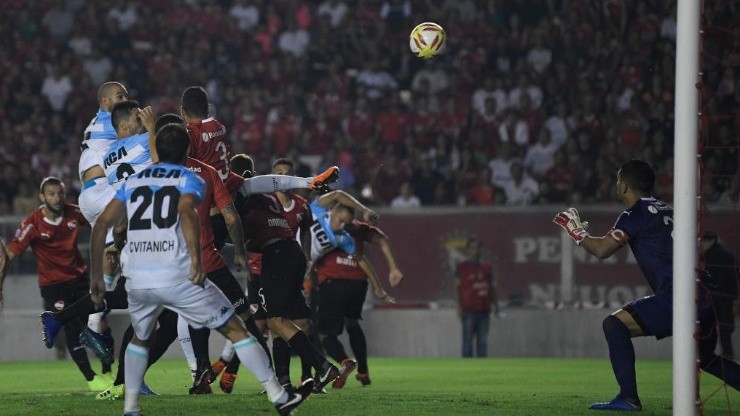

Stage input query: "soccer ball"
[{"left": 409, "top": 22, "right": 446, "bottom": 59}]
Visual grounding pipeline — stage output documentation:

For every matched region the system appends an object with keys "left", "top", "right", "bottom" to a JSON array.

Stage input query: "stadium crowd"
[{"left": 0, "top": 0, "right": 737, "bottom": 213}]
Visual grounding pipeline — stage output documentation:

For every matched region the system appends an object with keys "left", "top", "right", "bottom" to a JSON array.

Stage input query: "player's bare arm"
[
  {"left": 373, "top": 232, "right": 404, "bottom": 287},
  {"left": 90, "top": 199, "right": 126, "bottom": 308},
  {"left": 221, "top": 203, "right": 247, "bottom": 270},
  {"left": 138, "top": 106, "right": 158, "bottom": 163},
  {"left": 357, "top": 254, "right": 395, "bottom": 304},
  {"left": 317, "top": 190, "right": 379, "bottom": 223},
  {"left": 179, "top": 193, "right": 203, "bottom": 286},
  {"left": 0, "top": 239, "right": 15, "bottom": 309},
  {"left": 553, "top": 207, "right": 623, "bottom": 258}
]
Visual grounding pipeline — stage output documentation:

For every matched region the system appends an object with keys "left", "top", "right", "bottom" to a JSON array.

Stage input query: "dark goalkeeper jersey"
[{"left": 611, "top": 197, "right": 674, "bottom": 293}]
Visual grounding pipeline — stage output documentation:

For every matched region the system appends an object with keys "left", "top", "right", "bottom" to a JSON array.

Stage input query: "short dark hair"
[
  {"left": 271, "top": 157, "right": 294, "bottom": 169},
  {"left": 39, "top": 177, "right": 64, "bottom": 194},
  {"left": 231, "top": 154, "right": 254, "bottom": 178},
  {"left": 110, "top": 100, "right": 141, "bottom": 133},
  {"left": 155, "top": 113, "right": 185, "bottom": 134},
  {"left": 181, "top": 86, "right": 209, "bottom": 119},
  {"left": 618, "top": 159, "right": 655, "bottom": 194},
  {"left": 156, "top": 124, "right": 190, "bottom": 164}
]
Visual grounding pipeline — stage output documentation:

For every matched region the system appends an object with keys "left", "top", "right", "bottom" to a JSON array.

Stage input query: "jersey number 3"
[{"left": 130, "top": 186, "right": 180, "bottom": 230}]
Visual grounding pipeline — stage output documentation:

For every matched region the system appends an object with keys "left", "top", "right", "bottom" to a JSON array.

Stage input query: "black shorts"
[
  {"left": 208, "top": 267, "right": 249, "bottom": 315},
  {"left": 247, "top": 275, "right": 268, "bottom": 320},
  {"left": 317, "top": 279, "right": 369, "bottom": 336},
  {"left": 260, "top": 239, "right": 311, "bottom": 320},
  {"left": 40, "top": 274, "right": 90, "bottom": 312}
]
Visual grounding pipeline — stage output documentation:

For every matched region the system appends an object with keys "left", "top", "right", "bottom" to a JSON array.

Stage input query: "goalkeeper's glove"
[{"left": 553, "top": 207, "right": 590, "bottom": 245}]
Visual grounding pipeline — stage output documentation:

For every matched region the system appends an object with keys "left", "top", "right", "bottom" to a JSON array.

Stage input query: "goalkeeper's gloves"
[{"left": 553, "top": 207, "right": 590, "bottom": 245}]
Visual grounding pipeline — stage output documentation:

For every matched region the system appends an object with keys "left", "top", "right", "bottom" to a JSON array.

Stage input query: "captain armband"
[{"left": 609, "top": 229, "right": 629, "bottom": 247}]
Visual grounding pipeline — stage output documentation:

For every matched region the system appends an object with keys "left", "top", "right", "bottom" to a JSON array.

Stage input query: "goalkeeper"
[{"left": 553, "top": 159, "right": 740, "bottom": 411}]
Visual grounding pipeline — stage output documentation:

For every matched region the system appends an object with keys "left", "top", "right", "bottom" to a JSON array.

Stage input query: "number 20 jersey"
[
  {"left": 103, "top": 133, "right": 153, "bottom": 187},
  {"left": 115, "top": 163, "right": 205, "bottom": 289}
]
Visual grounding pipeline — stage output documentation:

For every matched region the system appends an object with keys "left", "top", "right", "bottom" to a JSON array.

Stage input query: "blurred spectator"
[
  {"left": 542, "top": 149, "right": 576, "bottom": 204},
  {"left": 390, "top": 182, "right": 421, "bottom": 208},
  {"left": 107, "top": 0, "right": 138, "bottom": 31},
  {"left": 357, "top": 60, "right": 399, "bottom": 101},
  {"left": 318, "top": 0, "right": 349, "bottom": 28},
  {"left": 465, "top": 168, "right": 496, "bottom": 206},
  {"left": 498, "top": 109, "right": 529, "bottom": 147},
  {"left": 524, "top": 129, "right": 558, "bottom": 179},
  {"left": 230, "top": 0, "right": 260, "bottom": 32},
  {"left": 502, "top": 160, "right": 539, "bottom": 205},
  {"left": 42, "top": 3, "right": 74, "bottom": 39},
  {"left": 41, "top": 65, "right": 73, "bottom": 112},
  {"left": 278, "top": 18, "right": 310, "bottom": 58}
]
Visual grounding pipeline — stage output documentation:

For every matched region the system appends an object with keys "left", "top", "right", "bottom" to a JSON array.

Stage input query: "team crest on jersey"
[{"left": 67, "top": 220, "right": 78, "bottom": 230}]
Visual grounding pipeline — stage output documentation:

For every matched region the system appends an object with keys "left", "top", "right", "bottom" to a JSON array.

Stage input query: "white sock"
[
  {"left": 240, "top": 175, "right": 311, "bottom": 195},
  {"left": 176, "top": 315, "right": 197, "bottom": 376},
  {"left": 87, "top": 311, "right": 104, "bottom": 333},
  {"left": 233, "top": 337, "right": 287, "bottom": 404},
  {"left": 220, "top": 340, "right": 235, "bottom": 362},
  {"left": 124, "top": 344, "right": 148, "bottom": 414}
]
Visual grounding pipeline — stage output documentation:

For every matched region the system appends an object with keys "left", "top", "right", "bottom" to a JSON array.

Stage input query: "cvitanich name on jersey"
[{"left": 129, "top": 239, "right": 176, "bottom": 253}]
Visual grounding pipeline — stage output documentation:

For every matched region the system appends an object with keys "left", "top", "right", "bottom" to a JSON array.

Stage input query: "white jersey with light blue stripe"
[
  {"left": 79, "top": 109, "right": 117, "bottom": 180},
  {"left": 115, "top": 163, "right": 205, "bottom": 289},
  {"left": 103, "top": 133, "right": 153, "bottom": 186},
  {"left": 308, "top": 201, "right": 356, "bottom": 262}
]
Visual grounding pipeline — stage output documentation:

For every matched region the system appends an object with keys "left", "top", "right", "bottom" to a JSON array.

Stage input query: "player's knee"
[
  {"left": 87, "top": 312, "right": 105, "bottom": 333},
  {"left": 602, "top": 315, "right": 629, "bottom": 336}
]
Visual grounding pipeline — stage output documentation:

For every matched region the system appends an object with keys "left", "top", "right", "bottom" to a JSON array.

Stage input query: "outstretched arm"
[
  {"left": 553, "top": 207, "right": 622, "bottom": 259},
  {"left": 139, "top": 106, "right": 158, "bottom": 163},
  {"left": 91, "top": 199, "right": 126, "bottom": 308},
  {"left": 317, "top": 190, "right": 379, "bottom": 223},
  {"left": 374, "top": 234, "right": 403, "bottom": 287},
  {"left": 0, "top": 239, "right": 17, "bottom": 310},
  {"left": 358, "top": 254, "right": 395, "bottom": 304}
]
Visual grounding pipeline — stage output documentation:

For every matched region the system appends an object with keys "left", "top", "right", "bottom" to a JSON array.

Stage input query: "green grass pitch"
[{"left": 0, "top": 358, "right": 737, "bottom": 415}]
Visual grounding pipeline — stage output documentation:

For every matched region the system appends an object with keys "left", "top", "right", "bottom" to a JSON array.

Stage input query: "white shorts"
[
  {"left": 79, "top": 177, "right": 116, "bottom": 225},
  {"left": 126, "top": 280, "right": 235, "bottom": 341}
]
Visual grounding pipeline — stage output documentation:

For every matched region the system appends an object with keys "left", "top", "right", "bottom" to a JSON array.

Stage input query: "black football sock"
[
  {"left": 347, "top": 324, "right": 368, "bottom": 374},
  {"left": 321, "top": 334, "right": 349, "bottom": 364},
  {"left": 272, "top": 337, "right": 292, "bottom": 385},
  {"left": 66, "top": 321, "right": 96, "bottom": 381},
  {"left": 225, "top": 354, "right": 241, "bottom": 374},
  {"left": 300, "top": 353, "right": 313, "bottom": 382},
  {"left": 188, "top": 325, "right": 212, "bottom": 371},
  {"left": 114, "top": 325, "right": 135, "bottom": 386},
  {"left": 101, "top": 327, "right": 114, "bottom": 374},
  {"left": 244, "top": 315, "right": 272, "bottom": 367},
  {"left": 149, "top": 310, "right": 178, "bottom": 364},
  {"left": 287, "top": 330, "right": 328, "bottom": 373},
  {"left": 603, "top": 315, "right": 640, "bottom": 404}
]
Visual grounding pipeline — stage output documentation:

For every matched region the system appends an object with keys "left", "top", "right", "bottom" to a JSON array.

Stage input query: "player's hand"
[
  {"left": 138, "top": 106, "right": 156, "bottom": 133},
  {"left": 233, "top": 252, "right": 247, "bottom": 272},
  {"left": 189, "top": 261, "right": 205, "bottom": 287},
  {"left": 104, "top": 245, "right": 120, "bottom": 274},
  {"left": 553, "top": 207, "right": 590, "bottom": 245},
  {"left": 388, "top": 268, "right": 404, "bottom": 287},
  {"left": 374, "top": 287, "right": 396, "bottom": 304},
  {"left": 90, "top": 278, "right": 106, "bottom": 310},
  {"left": 363, "top": 208, "right": 379, "bottom": 224}
]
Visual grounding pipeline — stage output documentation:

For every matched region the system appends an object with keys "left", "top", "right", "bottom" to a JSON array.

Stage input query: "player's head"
[
  {"left": 155, "top": 124, "right": 190, "bottom": 165},
  {"left": 180, "top": 86, "right": 209, "bottom": 120},
  {"left": 97, "top": 82, "right": 128, "bottom": 112},
  {"left": 38, "top": 177, "right": 65, "bottom": 214},
  {"left": 329, "top": 204, "right": 355, "bottom": 232},
  {"left": 110, "top": 100, "right": 144, "bottom": 137},
  {"left": 231, "top": 154, "right": 254, "bottom": 178},
  {"left": 616, "top": 159, "right": 655, "bottom": 202},
  {"left": 466, "top": 237, "right": 481, "bottom": 260},
  {"left": 155, "top": 113, "right": 185, "bottom": 134},
  {"left": 271, "top": 158, "right": 295, "bottom": 176}
]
